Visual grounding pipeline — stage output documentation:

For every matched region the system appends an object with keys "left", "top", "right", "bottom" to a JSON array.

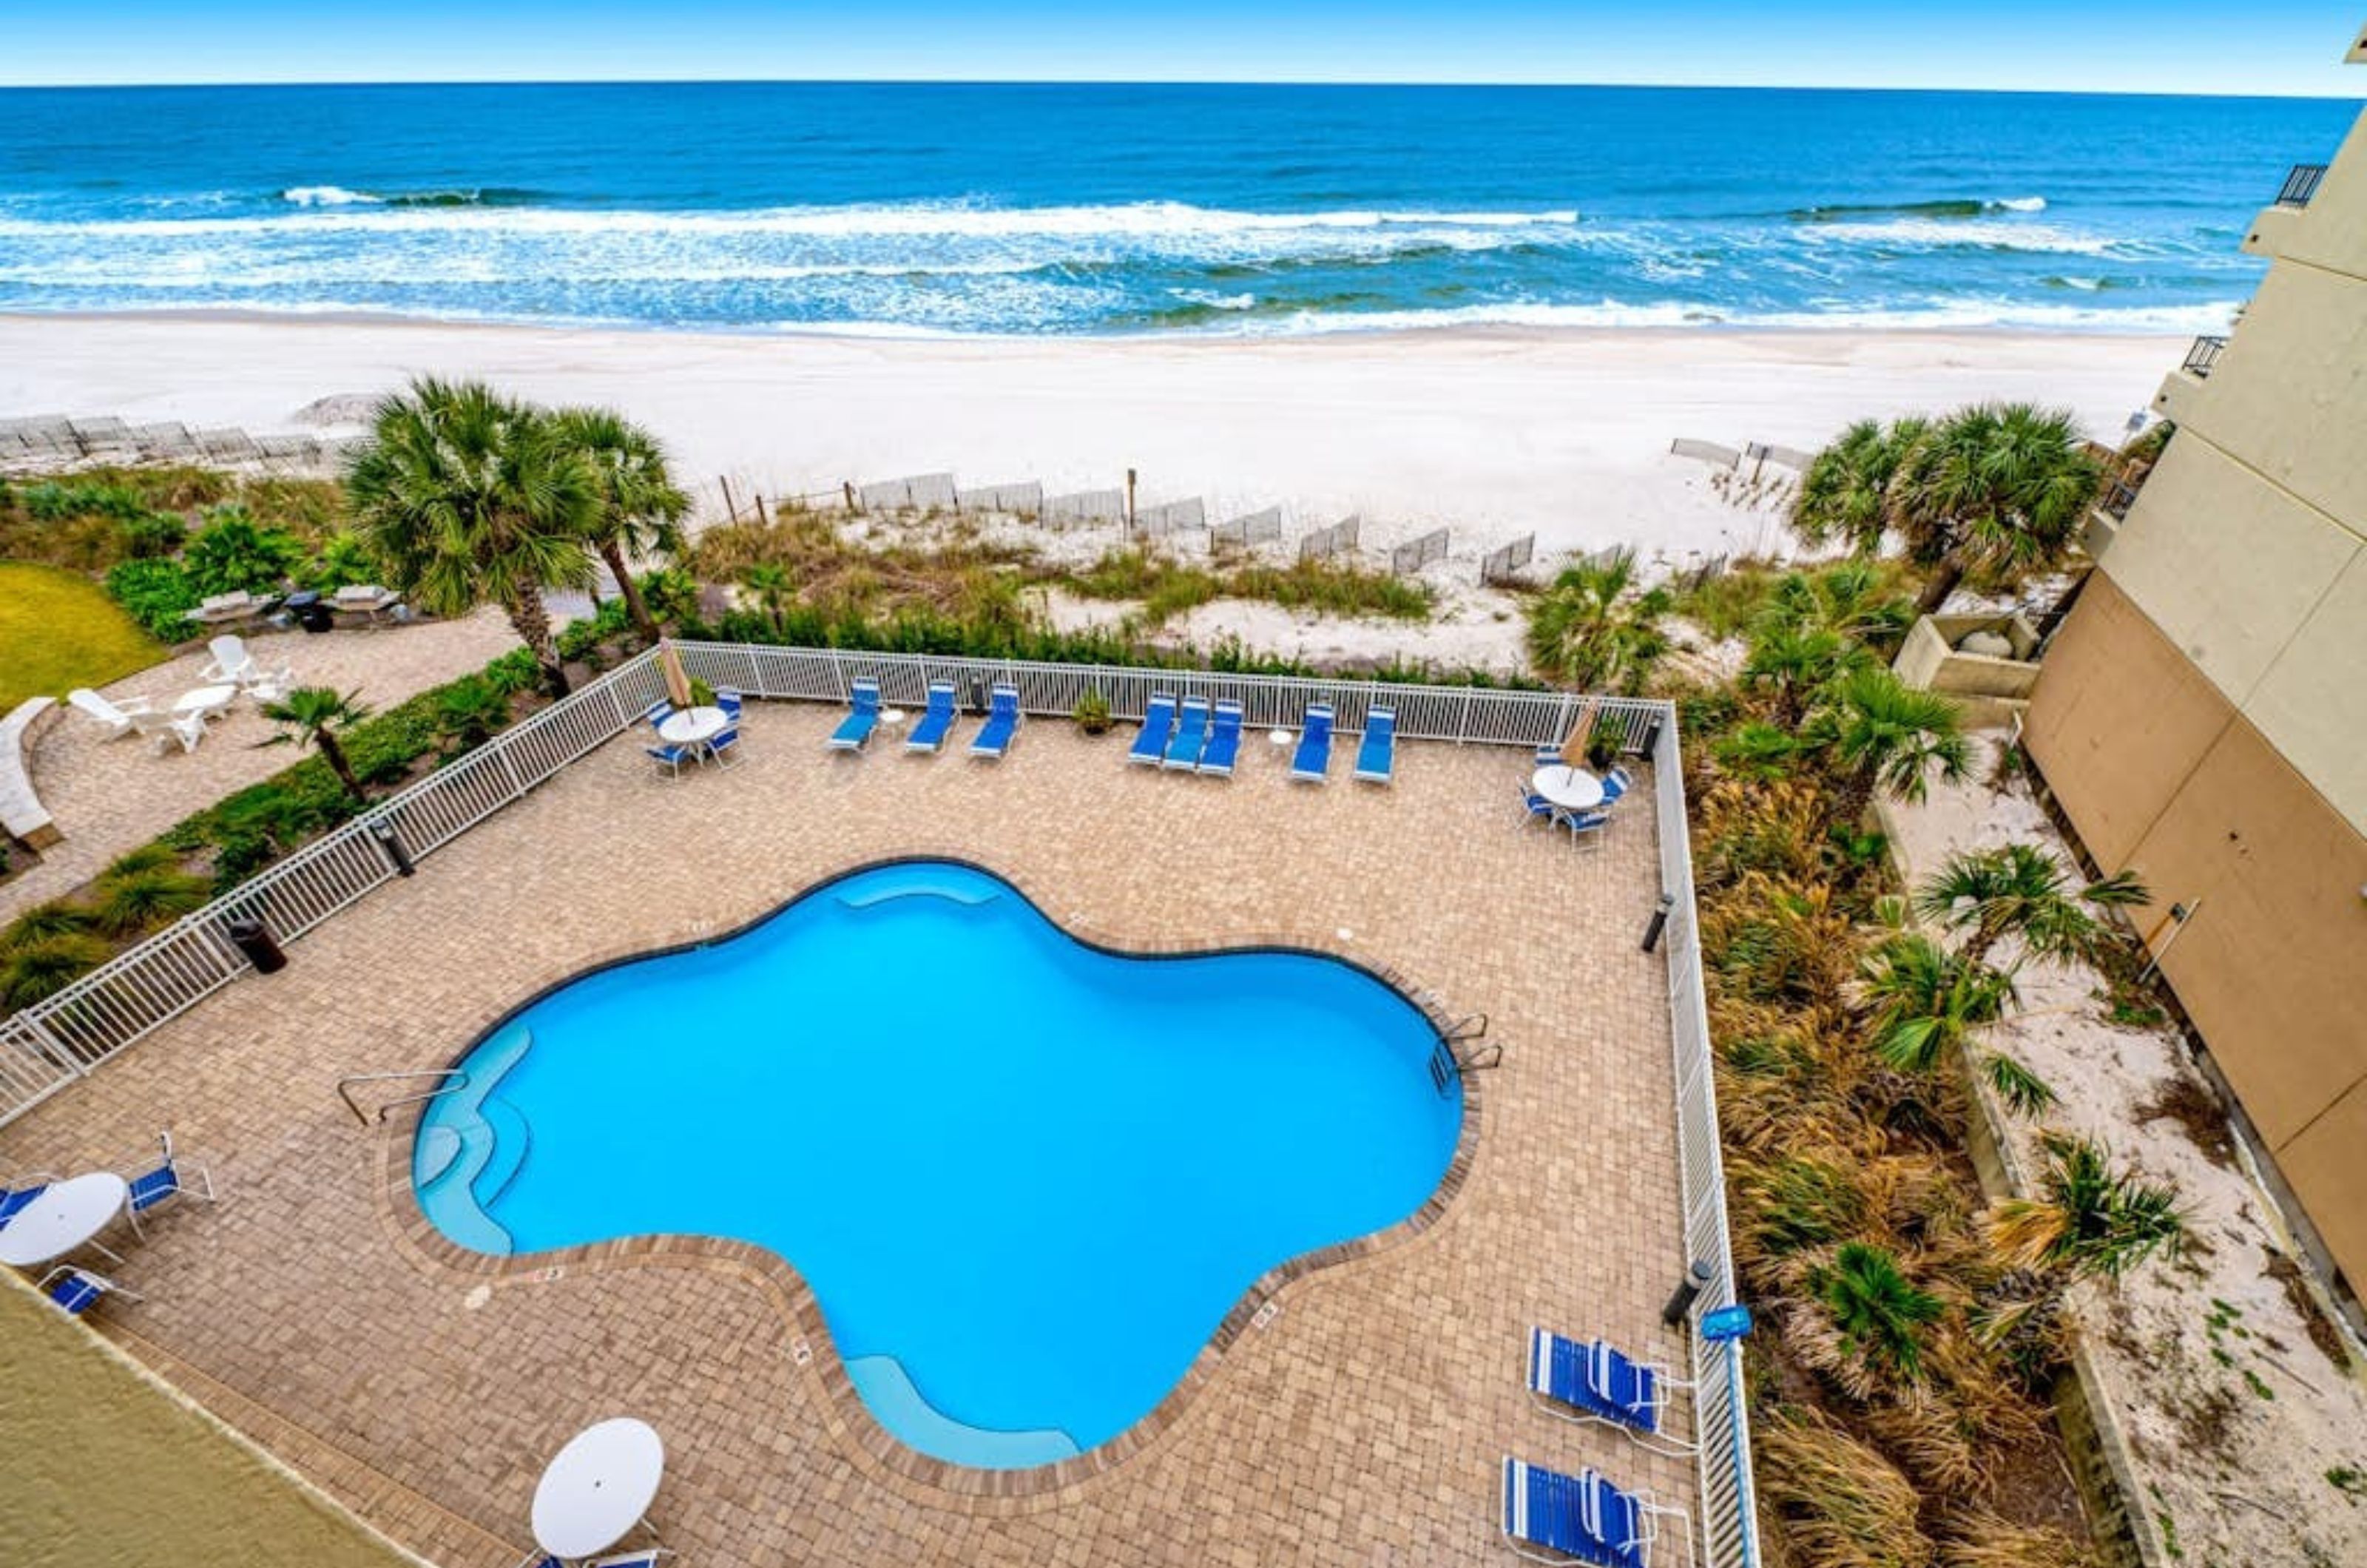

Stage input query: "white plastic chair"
[
  {"left": 67, "top": 688, "right": 155, "bottom": 739},
  {"left": 132, "top": 709, "right": 208, "bottom": 755},
  {"left": 200, "top": 635, "right": 258, "bottom": 686}
]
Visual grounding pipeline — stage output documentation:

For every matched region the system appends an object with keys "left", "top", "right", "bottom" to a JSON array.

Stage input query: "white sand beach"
[{"left": 0, "top": 313, "right": 2177, "bottom": 570}]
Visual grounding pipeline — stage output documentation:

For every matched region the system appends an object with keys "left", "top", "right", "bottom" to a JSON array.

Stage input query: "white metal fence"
[
  {"left": 0, "top": 637, "right": 1752, "bottom": 1560},
  {"left": 1652, "top": 718, "right": 1760, "bottom": 1568}
]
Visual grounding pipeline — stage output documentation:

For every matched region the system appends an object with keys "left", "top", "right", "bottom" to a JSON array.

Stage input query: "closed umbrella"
[
  {"left": 658, "top": 638, "right": 695, "bottom": 710},
  {"left": 1558, "top": 699, "right": 1600, "bottom": 770}
]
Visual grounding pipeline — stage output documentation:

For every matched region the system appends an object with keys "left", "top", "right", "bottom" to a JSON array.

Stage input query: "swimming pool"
[{"left": 413, "top": 859, "right": 1462, "bottom": 1468}]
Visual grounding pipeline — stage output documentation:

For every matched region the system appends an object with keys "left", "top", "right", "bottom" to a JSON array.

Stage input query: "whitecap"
[{"left": 280, "top": 185, "right": 382, "bottom": 207}]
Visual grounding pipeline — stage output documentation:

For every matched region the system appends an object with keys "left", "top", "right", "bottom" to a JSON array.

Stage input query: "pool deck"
[{"left": 0, "top": 700, "right": 1695, "bottom": 1567}]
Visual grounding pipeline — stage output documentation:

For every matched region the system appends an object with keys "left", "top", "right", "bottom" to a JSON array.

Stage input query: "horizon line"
[{"left": 1, "top": 74, "right": 2360, "bottom": 102}]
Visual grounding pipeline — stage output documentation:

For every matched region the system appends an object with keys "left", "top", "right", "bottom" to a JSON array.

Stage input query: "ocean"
[{"left": 0, "top": 81, "right": 2354, "bottom": 336}]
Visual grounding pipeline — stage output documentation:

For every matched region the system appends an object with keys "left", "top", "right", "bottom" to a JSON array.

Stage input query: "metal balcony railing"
[
  {"left": 2182, "top": 336, "right": 2227, "bottom": 379},
  {"left": 2103, "top": 481, "right": 2141, "bottom": 521},
  {"left": 2277, "top": 163, "right": 2329, "bottom": 208}
]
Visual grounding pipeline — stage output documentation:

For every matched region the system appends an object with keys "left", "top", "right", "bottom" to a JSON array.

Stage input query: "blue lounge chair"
[
  {"left": 828, "top": 679, "right": 882, "bottom": 751},
  {"left": 1163, "top": 697, "right": 1210, "bottom": 771},
  {"left": 1353, "top": 706, "right": 1397, "bottom": 784},
  {"left": 0, "top": 1167, "right": 58, "bottom": 1222},
  {"left": 969, "top": 683, "right": 1021, "bottom": 758},
  {"left": 715, "top": 688, "right": 745, "bottom": 726},
  {"left": 1128, "top": 692, "right": 1178, "bottom": 766},
  {"left": 1196, "top": 700, "right": 1244, "bottom": 777},
  {"left": 123, "top": 1131, "right": 215, "bottom": 1237},
  {"left": 1502, "top": 1457, "right": 1681, "bottom": 1568},
  {"left": 1291, "top": 704, "right": 1334, "bottom": 783},
  {"left": 645, "top": 743, "right": 694, "bottom": 779},
  {"left": 906, "top": 681, "right": 958, "bottom": 753},
  {"left": 41, "top": 1265, "right": 140, "bottom": 1317},
  {"left": 1528, "top": 1328, "right": 1693, "bottom": 1455}
]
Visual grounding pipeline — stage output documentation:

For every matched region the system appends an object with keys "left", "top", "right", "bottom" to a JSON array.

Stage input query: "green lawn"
[{"left": 0, "top": 561, "right": 168, "bottom": 714}]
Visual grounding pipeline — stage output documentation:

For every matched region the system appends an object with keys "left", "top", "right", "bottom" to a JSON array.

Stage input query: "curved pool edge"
[{"left": 369, "top": 851, "right": 1488, "bottom": 1507}]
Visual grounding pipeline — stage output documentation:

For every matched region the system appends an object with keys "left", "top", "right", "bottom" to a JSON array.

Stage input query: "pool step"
[
  {"left": 843, "top": 1354, "right": 1079, "bottom": 1469},
  {"left": 412, "top": 1026, "right": 533, "bottom": 1257}
]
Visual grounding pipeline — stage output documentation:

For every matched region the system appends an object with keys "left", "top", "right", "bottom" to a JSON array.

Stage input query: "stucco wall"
[
  {"left": 0, "top": 1269, "right": 421, "bottom": 1568},
  {"left": 2027, "top": 573, "right": 2367, "bottom": 1293}
]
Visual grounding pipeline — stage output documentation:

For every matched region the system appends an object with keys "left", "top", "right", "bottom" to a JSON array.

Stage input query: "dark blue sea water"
[{"left": 0, "top": 82, "right": 2354, "bottom": 334}]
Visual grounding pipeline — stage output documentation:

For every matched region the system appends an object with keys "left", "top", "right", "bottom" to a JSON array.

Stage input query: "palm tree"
[
  {"left": 1883, "top": 403, "right": 2105, "bottom": 615},
  {"left": 1791, "top": 417, "right": 1925, "bottom": 557},
  {"left": 1914, "top": 843, "right": 2150, "bottom": 970},
  {"left": 1525, "top": 547, "right": 1673, "bottom": 692},
  {"left": 1756, "top": 559, "right": 1916, "bottom": 649},
  {"left": 1814, "top": 1242, "right": 1944, "bottom": 1382},
  {"left": 346, "top": 378, "right": 598, "bottom": 698},
  {"left": 1741, "top": 624, "right": 1872, "bottom": 726},
  {"left": 1816, "top": 668, "right": 1971, "bottom": 805},
  {"left": 553, "top": 407, "right": 689, "bottom": 643},
  {"left": 1989, "top": 1133, "right": 2186, "bottom": 1283},
  {"left": 1857, "top": 930, "right": 2053, "bottom": 1115},
  {"left": 258, "top": 686, "right": 374, "bottom": 802}
]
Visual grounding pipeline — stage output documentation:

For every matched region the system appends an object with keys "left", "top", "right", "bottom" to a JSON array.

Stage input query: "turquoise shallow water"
[
  {"left": 413, "top": 860, "right": 1461, "bottom": 1467},
  {"left": 0, "top": 82, "right": 2355, "bottom": 332}
]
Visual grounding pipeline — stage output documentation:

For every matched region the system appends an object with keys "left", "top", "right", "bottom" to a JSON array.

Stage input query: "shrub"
[
  {"left": 0, "top": 933, "right": 112, "bottom": 1010},
  {"left": 103, "top": 557, "right": 202, "bottom": 642},
  {"left": 433, "top": 676, "right": 511, "bottom": 754},
  {"left": 90, "top": 860, "right": 209, "bottom": 936},
  {"left": 300, "top": 531, "right": 381, "bottom": 592},
  {"left": 1073, "top": 688, "right": 1113, "bottom": 734},
  {"left": 115, "top": 513, "right": 189, "bottom": 560},
  {"left": 183, "top": 507, "right": 303, "bottom": 595}
]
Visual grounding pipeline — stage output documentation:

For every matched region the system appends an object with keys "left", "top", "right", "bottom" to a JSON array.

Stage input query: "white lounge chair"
[
  {"left": 246, "top": 663, "right": 298, "bottom": 703},
  {"left": 131, "top": 709, "right": 208, "bottom": 755},
  {"left": 67, "top": 688, "right": 156, "bottom": 740},
  {"left": 200, "top": 635, "right": 260, "bottom": 687}
]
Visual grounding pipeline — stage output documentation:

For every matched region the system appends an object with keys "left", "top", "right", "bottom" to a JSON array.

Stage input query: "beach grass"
[
  {"left": 1074, "top": 547, "right": 1434, "bottom": 625},
  {"left": 0, "top": 561, "right": 167, "bottom": 713}
]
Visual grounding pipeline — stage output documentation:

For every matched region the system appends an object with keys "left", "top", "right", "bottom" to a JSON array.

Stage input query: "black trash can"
[
  {"left": 226, "top": 916, "right": 288, "bottom": 974},
  {"left": 285, "top": 590, "right": 334, "bottom": 634}
]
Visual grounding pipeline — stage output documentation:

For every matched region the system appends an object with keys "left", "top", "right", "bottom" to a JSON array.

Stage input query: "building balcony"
[
  {"left": 2153, "top": 335, "right": 2226, "bottom": 421},
  {"left": 2276, "top": 163, "right": 2329, "bottom": 207}
]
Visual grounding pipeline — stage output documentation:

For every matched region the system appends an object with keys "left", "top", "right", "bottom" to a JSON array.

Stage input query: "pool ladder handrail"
[
  {"left": 337, "top": 1067, "right": 468, "bottom": 1126},
  {"left": 1444, "top": 1013, "right": 1502, "bottom": 1072}
]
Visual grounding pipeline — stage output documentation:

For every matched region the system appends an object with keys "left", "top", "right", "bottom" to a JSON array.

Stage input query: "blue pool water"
[{"left": 413, "top": 860, "right": 1462, "bottom": 1467}]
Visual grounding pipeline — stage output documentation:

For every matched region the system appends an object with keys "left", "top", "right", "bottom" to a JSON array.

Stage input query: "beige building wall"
[
  {"left": 0, "top": 1270, "right": 420, "bottom": 1568},
  {"left": 2028, "top": 51, "right": 2367, "bottom": 1299}
]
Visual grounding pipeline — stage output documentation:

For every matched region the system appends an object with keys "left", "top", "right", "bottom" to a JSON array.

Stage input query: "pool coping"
[{"left": 367, "top": 848, "right": 1488, "bottom": 1509}]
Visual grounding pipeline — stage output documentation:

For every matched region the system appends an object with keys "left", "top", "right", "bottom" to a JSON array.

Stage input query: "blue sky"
[{"left": 1, "top": 1, "right": 2361, "bottom": 94}]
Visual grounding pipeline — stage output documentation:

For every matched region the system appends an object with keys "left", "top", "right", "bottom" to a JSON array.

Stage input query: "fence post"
[{"left": 496, "top": 736, "right": 528, "bottom": 801}]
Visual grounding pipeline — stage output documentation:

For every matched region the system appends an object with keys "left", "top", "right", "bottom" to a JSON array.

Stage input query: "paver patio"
[
  {"left": 0, "top": 699, "right": 1698, "bottom": 1567},
  {"left": 4, "top": 609, "right": 547, "bottom": 923}
]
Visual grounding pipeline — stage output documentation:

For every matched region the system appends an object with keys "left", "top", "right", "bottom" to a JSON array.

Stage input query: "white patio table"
[
  {"left": 0, "top": 1172, "right": 129, "bottom": 1268},
  {"left": 1530, "top": 764, "right": 1605, "bottom": 814},
  {"left": 656, "top": 706, "right": 727, "bottom": 750},
  {"left": 531, "top": 1416, "right": 664, "bottom": 1564},
  {"left": 173, "top": 683, "right": 240, "bottom": 723}
]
